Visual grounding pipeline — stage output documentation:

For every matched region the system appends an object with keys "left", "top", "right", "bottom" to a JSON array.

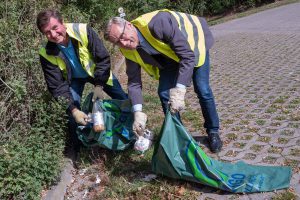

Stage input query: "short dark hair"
[{"left": 36, "top": 9, "right": 63, "bottom": 32}]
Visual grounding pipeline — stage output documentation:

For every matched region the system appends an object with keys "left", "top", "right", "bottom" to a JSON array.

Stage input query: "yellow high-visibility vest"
[
  {"left": 121, "top": 9, "right": 206, "bottom": 80},
  {"left": 39, "top": 23, "right": 113, "bottom": 86}
]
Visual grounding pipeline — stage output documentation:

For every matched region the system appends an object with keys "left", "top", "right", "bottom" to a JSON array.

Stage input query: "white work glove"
[
  {"left": 92, "top": 85, "right": 104, "bottom": 102},
  {"left": 169, "top": 87, "right": 186, "bottom": 114},
  {"left": 133, "top": 111, "right": 147, "bottom": 136},
  {"left": 72, "top": 108, "right": 88, "bottom": 125}
]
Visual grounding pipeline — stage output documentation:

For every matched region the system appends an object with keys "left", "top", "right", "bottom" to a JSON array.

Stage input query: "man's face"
[
  {"left": 109, "top": 22, "right": 139, "bottom": 50},
  {"left": 41, "top": 17, "right": 67, "bottom": 45}
]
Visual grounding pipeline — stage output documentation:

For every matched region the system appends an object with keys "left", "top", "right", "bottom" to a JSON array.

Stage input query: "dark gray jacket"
[
  {"left": 40, "top": 25, "right": 111, "bottom": 112},
  {"left": 126, "top": 11, "right": 214, "bottom": 106}
]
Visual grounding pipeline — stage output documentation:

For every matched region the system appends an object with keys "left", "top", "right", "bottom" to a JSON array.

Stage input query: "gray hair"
[{"left": 104, "top": 17, "right": 126, "bottom": 41}]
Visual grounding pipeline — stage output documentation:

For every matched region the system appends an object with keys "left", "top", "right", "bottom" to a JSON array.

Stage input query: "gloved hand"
[
  {"left": 133, "top": 111, "right": 147, "bottom": 136},
  {"left": 169, "top": 87, "right": 186, "bottom": 114},
  {"left": 92, "top": 85, "right": 104, "bottom": 102},
  {"left": 72, "top": 108, "right": 88, "bottom": 125}
]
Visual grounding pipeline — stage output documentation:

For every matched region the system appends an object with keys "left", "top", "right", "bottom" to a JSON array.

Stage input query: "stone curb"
[{"left": 43, "top": 159, "right": 74, "bottom": 200}]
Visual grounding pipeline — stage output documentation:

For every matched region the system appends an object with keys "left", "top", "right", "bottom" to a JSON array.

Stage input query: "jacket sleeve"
[
  {"left": 86, "top": 25, "right": 111, "bottom": 86},
  {"left": 40, "top": 56, "right": 76, "bottom": 112},
  {"left": 126, "top": 58, "right": 143, "bottom": 106},
  {"left": 149, "top": 12, "right": 195, "bottom": 86}
]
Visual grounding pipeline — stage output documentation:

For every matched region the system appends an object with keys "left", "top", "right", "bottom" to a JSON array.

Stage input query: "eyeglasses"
[{"left": 114, "top": 21, "right": 126, "bottom": 45}]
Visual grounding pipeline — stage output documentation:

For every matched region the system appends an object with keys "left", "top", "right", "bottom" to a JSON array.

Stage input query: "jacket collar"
[
  {"left": 44, "top": 35, "right": 79, "bottom": 56},
  {"left": 45, "top": 41, "right": 60, "bottom": 56}
]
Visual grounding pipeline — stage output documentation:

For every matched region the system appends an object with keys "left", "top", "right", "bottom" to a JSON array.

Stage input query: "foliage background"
[{"left": 0, "top": 0, "right": 277, "bottom": 199}]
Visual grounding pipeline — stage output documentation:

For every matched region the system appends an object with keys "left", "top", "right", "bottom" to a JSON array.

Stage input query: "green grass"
[
  {"left": 266, "top": 107, "right": 277, "bottom": 113},
  {"left": 270, "top": 121, "right": 282, "bottom": 127},
  {"left": 233, "top": 142, "right": 246, "bottom": 149},
  {"left": 284, "top": 159, "right": 300, "bottom": 169},
  {"left": 226, "top": 133, "right": 238, "bottom": 141},
  {"left": 278, "top": 137, "right": 289, "bottom": 144},
  {"left": 256, "top": 119, "right": 266, "bottom": 126},
  {"left": 268, "top": 147, "right": 283, "bottom": 154},
  {"left": 289, "top": 148, "right": 300, "bottom": 157},
  {"left": 182, "top": 107, "right": 203, "bottom": 132},
  {"left": 264, "top": 128, "right": 277, "bottom": 134},
  {"left": 280, "top": 129, "right": 294, "bottom": 136},
  {"left": 77, "top": 70, "right": 203, "bottom": 199},
  {"left": 273, "top": 96, "right": 289, "bottom": 104},
  {"left": 290, "top": 98, "right": 300, "bottom": 104},
  {"left": 274, "top": 115, "right": 287, "bottom": 121},
  {"left": 247, "top": 127, "right": 260, "bottom": 133},
  {"left": 240, "top": 135, "right": 253, "bottom": 140},
  {"left": 243, "top": 153, "right": 256, "bottom": 160},
  {"left": 290, "top": 112, "right": 300, "bottom": 121},
  {"left": 249, "top": 99, "right": 259, "bottom": 103},
  {"left": 288, "top": 123, "right": 299, "bottom": 128},
  {"left": 250, "top": 144, "right": 263, "bottom": 152},
  {"left": 240, "top": 120, "right": 250, "bottom": 125},
  {"left": 223, "top": 119, "right": 235, "bottom": 124},
  {"left": 225, "top": 150, "right": 239, "bottom": 157},
  {"left": 271, "top": 190, "right": 298, "bottom": 200},
  {"left": 262, "top": 156, "right": 277, "bottom": 164},
  {"left": 232, "top": 126, "right": 244, "bottom": 131},
  {"left": 258, "top": 136, "right": 271, "bottom": 143}
]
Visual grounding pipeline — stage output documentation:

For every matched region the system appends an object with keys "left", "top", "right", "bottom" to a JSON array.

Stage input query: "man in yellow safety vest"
[
  {"left": 104, "top": 10, "right": 222, "bottom": 153},
  {"left": 37, "top": 9, "right": 127, "bottom": 153}
]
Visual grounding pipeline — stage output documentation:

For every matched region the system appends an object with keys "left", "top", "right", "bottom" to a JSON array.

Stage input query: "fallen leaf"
[{"left": 175, "top": 186, "right": 185, "bottom": 196}]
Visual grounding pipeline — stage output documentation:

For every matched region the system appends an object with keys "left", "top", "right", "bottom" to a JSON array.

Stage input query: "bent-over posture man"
[
  {"left": 37, "top": 9, "right": 127, "bottom": 152},
  {"left": 104, "top": 10, "right": 222, "bottom": 153}
]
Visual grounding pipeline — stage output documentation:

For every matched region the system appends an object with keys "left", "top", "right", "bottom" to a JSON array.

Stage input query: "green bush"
[
  {"left": 0, "top": 0, "right": 72, "bottom": 199},
  {"left": 0, "top": 96, "right": 67, "bottom": 199}
]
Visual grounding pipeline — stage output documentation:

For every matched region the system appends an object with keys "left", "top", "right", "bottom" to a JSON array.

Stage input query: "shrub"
[
  {"left": 0, "top": 97, "right": 67, "bottom": 199},
  {"left": 0, "top": 0, "right": 71, "bottom": 199}
]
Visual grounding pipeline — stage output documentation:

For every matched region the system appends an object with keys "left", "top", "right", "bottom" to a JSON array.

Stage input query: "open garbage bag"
[
  {"left": 76, "top": 93, "right": 135, "bottom": 151},
  {"left": 152, "top": 111, "right": 292, "bottom": 193}
]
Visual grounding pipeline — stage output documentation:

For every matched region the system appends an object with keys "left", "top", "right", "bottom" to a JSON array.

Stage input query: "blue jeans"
[
  {"left": 68, "top": 74, "right": 127, "bottom": 149},
  {"left": 158, "top": 52, "right": 219, "bottom": 134}
]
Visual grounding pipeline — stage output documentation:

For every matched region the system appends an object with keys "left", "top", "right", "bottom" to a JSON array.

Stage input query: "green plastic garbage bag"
[
  {"left": 76, "top": 93, "right": 135, "bottom": 151},
  {"left": 152, "top": 111, "right": 292, "bottom": 193}
]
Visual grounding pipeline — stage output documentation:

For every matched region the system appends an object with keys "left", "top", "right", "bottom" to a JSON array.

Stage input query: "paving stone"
[{"left": 185, "top": 2, "right": 300, "bottom": 199}]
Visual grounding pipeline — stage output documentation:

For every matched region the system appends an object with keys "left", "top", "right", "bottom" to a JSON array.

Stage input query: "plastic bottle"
[{"left": 92, "top": 100, "right": 105, "bottom": 132}]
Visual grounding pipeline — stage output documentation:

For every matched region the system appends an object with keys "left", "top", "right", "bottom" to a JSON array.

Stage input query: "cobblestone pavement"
[{"left": 187, "top": 2, "right": 300, "bottom": 200}]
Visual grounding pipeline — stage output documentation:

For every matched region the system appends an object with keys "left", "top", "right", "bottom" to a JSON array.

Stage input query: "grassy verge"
[{"left": 76, "top": 70, "right": 202, "bottom": 199}]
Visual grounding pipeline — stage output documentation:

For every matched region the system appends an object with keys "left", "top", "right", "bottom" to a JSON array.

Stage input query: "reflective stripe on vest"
[
  {"left": 65, "top": 23, "right": 95, "bottom": 76},
  {"left": 39, "top": 48, "right": 68, "bottom": 79},
  {"left": 121, "top": 10, "right": 206, "bottom": 80},
  {"left": 39, "top": 23, "right": 113, "bottom": 86},
  {"left": 120, "top": 48, "right": 160, "bottom": 79}
]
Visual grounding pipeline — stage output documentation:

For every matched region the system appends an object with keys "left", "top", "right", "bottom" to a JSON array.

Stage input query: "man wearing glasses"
[{"left": 104, "top": 10, "right": 222, "bottom": 153}]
